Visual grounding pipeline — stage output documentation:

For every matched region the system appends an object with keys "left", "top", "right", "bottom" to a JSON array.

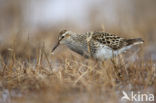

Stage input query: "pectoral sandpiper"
[{"left": 52, "top": 30, "right": 144, "bottom": 60}]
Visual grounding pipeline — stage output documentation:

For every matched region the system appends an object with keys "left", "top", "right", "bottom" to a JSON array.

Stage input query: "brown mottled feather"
[
  {"left": 92, "top": 32, "right": 144, "bottom": 50},
  {"left": 92, "top": 32, "right": 127, "bottom": 50}
]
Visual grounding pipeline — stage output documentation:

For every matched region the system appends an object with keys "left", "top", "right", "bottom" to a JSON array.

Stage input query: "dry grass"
[{"left": 0, "top": 32, "right": 155, "bottom": 103}]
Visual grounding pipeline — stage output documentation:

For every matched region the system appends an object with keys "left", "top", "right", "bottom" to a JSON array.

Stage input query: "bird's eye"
[{"left": 62, "top": 36, "right": 65, "bottom": 38}]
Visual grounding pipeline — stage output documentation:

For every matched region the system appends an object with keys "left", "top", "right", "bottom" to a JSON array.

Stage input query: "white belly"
[{"left": 95, "top": 45, "right": 132, "bottom": 60}]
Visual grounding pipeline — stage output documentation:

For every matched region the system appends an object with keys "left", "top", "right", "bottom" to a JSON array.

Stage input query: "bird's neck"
[
  {"left": 70, "top": 32, "right": 88, "bottom": 41},
  {"left": 64, "top": 32, "right": 88, "bottom": 50}
]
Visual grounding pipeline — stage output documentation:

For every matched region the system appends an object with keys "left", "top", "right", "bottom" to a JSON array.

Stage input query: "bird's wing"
[{"left": 92, "top": 32, "right": 127, "bottom": 50}]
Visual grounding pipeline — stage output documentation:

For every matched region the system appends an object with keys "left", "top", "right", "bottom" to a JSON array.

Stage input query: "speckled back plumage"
[{"left": 92, "top": 32, "right": 127, "bottom": 50}]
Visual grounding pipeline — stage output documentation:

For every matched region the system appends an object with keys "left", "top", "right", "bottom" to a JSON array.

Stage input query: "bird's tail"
[{"left": 126, "top": 38, "right": 144, "bottom": 46}]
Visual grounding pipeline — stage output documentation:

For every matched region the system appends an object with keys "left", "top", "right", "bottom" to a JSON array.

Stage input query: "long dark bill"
[{"left": 51, "top": 41, "right": 60, "bottom": 53}]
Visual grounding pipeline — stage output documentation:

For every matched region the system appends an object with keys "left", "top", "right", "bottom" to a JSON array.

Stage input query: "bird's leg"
[{"left": 111, "top": 49, "right": 118, "bottom": 69}]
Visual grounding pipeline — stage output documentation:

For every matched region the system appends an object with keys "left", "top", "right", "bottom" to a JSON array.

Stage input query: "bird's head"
[{"left": 52, "top": 29, "right": 71, "bottom": 53}]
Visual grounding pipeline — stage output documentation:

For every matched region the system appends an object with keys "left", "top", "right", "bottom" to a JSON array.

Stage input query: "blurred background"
[{"left": 0, "top": 0, "right": 156, "bottom": 60}]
